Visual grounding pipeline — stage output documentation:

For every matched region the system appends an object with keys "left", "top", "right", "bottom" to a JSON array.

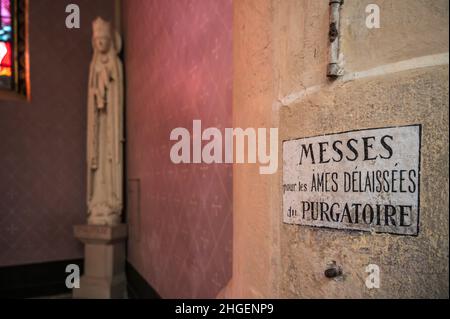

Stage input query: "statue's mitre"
[{"left": 93, "top": 17, "right": 111, "bottom": 38}]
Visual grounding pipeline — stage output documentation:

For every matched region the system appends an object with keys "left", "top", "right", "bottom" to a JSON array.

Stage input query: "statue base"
[{"left": 73, "top": 224, "right": 127, "bottom": 299}]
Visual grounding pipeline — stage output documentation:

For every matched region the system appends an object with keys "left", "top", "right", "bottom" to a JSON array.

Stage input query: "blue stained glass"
[
  {"left": 0, "top": 0, "right": 13, "bottom": 42},
  {"left": 0, "top": 0, "right": 13, "bottom": 83}
]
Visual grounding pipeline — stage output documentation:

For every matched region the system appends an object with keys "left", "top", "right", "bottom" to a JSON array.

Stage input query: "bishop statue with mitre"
[{"left": 86, "top": 17, "right": 124, "bottom": 226}]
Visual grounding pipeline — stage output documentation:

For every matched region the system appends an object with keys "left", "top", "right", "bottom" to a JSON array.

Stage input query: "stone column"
[{"left": 73, "top": 224, "right": 127, "bottom": 299}]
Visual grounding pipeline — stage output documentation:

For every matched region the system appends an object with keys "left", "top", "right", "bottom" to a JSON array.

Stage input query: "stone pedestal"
[{"left": 73, "top": 224, "right": 127, "bottom": 299}]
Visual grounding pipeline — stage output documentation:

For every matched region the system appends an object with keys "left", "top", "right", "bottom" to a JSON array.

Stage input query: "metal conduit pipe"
[{"left": 327, "top": 0, "right": 344, "bottom": 78}]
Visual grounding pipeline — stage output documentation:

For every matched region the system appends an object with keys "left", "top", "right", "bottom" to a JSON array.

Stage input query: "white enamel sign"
[{"left": 282, "top": 125, "right": 421, "bottom": 235}]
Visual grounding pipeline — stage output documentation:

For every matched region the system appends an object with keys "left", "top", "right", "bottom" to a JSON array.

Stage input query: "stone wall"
[{"left": 229, "top": 0, "right": 448, "bottom": 298}]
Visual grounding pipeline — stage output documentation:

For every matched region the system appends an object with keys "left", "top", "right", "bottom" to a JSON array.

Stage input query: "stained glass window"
[
  {"left": 0, "top": 0, "right": 28, "bottom": 97},
  {"left": 0, "top": 0, "right": 13, "bottom": 88}
]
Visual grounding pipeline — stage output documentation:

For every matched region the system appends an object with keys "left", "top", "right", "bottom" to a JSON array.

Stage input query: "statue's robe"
[{"left": 86, "top": 51, "right": 123, "bottom": 225}]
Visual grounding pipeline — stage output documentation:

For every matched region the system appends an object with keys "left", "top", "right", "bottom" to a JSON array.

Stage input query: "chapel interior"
[{"left": 0, "top": 0, "right": 448, "bottom": 299}]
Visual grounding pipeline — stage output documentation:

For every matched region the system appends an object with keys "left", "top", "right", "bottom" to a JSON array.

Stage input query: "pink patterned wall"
[
  {"left": 123, "top": 0, "right": 233, "bottom": 298},
  {"left": 0, "top": 0, "right": 115, "bottom": 266}
]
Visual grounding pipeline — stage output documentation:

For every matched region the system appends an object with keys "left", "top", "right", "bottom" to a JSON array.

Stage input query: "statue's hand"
[
  {"left": 91, "top": 157, "right": 98, "bottom": 170},
  {"left": 96, "top": 93, "right": 106, "bottom": 110},
  {"left": 94, "top": 88, "right": 106, "bottom": 110}
]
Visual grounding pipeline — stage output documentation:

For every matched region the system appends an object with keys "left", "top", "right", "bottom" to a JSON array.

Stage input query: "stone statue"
[{"left": 86, "top": 17, "right": 124, "bottom": 226}]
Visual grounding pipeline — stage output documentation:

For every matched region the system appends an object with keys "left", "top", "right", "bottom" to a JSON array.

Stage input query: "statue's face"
[{"left": 94, "top": 36, "right": 112, "bottom": 53}]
